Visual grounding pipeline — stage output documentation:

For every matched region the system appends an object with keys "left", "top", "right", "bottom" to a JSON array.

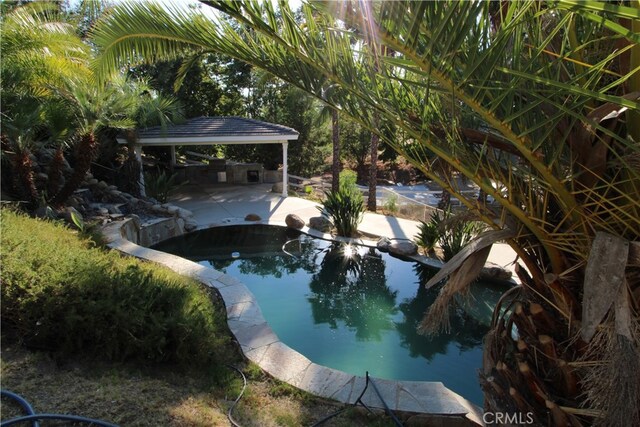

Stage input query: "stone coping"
[{"left": 101, "top": 217, "right": 484, "bottom": 426}]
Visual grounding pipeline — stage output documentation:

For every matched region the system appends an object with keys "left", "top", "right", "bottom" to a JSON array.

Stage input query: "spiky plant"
[{"left": 92, "top": 1, "right": 640, "bottom": 424}]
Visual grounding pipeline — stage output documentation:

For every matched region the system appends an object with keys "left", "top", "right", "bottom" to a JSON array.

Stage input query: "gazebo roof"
[{"left": 119, "top": 116, "right": 299, "bottom": 146}]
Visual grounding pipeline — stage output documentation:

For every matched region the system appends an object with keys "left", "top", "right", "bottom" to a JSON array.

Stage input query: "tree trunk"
[
  {"left": 367, "top": 126, "right": 379, "bottom": 212},
  {"left": 52, "top": 132, "right": 98, "bottom": 207},
  {"left": 14, "top": 147, "right": 39, "bottom": 206},
  {"left": 437, "top": 190, "right": 451, "bottom": 210},
  {"left": 331, "top": 108, "right": 340, "bottom": 193},
  {"left": 47, "top": 146, "right": 66, "bottom": 199}
]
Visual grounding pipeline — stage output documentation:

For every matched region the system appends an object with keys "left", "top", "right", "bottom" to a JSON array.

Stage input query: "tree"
[
  {"left": 1, "top": 2, "right": 89, "bottom": 206},
  {"left": 92, "top": 1, "right": 640, "bottom": 424}
]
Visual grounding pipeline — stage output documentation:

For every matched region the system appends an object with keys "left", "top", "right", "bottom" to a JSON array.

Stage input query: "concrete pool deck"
[{"left": 103, "top": 183, "right": 524, "bottom": 425}]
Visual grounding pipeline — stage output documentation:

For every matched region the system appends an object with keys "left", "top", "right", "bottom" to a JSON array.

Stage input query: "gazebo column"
[
  {"left": 170, "top": 145, "right": 176, "bottom": 171},
  {"left": 282, "top": 141, "right": 288, "bottom": 197},
  {"left": 135, "top": 144, "right": 146, "bottom": 197}
]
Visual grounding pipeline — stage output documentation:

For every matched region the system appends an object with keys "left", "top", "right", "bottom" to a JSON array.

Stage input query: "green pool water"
[{"left": 153, "top": 225, "right": 510, "bottom": 405}]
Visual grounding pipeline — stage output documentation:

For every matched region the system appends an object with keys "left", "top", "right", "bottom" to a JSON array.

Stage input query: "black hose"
[
  {"left": 1, "top": 389, "right": 118, "bottom": 427},
  {"left": 1, "top": 414, "right": 118, "bottom": 427},
  {"left": 367, "top": 373, "right": 404, "bottom": 427},
  {"left": 226, "top": 365, "right": 247, "bottom": 427},
  {"left": 0, "top": 391, "right": 38, "bottom": 427}
]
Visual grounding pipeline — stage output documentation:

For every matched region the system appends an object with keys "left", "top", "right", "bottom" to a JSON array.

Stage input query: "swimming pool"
[{"left": 152, "top": 225, "right": 508, "bottom": 405}]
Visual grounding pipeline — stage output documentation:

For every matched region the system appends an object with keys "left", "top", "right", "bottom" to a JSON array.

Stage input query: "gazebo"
[{"left": 117, "top": 116, "right": 299, "bottom": 197}]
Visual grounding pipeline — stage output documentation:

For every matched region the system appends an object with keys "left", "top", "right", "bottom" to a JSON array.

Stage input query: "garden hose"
[
  {"left": 1, "top": 390, "right": 118, "bottom": 427},
  {"left": 226, "top": 365, "right": 247, "bottom": 427}
]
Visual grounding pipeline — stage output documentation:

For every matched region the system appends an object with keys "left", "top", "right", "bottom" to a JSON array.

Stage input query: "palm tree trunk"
[
  {"left": 331, "top": 108, "right": 340, "bottom": 193},
  {"left": 14, "top": 148, "right": 39, "bottom": 206},
  {"left": 47, "top": 146, "right": 66, "bottom": 199},
  {"left": 52, "top": 132, "right": 98, "bottom": 207},
  {"left": 437, "top": 190, "right": 451, "bottom": 210},
  {"left": 367, "top": 121, "right": 379, "bottom": 212}
]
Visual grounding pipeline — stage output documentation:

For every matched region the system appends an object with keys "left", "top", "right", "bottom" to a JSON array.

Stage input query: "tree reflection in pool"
[{"left": 152, "top": 224, "right": 510, "bottom": 405}]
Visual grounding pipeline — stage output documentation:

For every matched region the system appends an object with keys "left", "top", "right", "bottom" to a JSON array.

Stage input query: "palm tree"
[
  {"left": 1, "top": 2, "right": 89, "bottom": 206},
  {"left": 92, "top": 1, "right": 639, "bottom": 424}
]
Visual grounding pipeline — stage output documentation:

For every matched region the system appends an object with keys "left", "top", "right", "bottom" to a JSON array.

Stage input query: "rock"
[
  {"left": 308, "top": 216, "right": 332, "bottom": 233},
  {"left": 87, "top": 178, "right": 99, "bottom": 186},
  {"left": 271, "top": 182, "right": 284, "bottom": 193},
  {"left": 177, "top": 208, "right": 193, "bottom": 218},
  {"left": 377, "top": 237, "right": 392, "bottom": 252},
  {"left": 97, "top": 207, "right": 109, "bottom": 215},
  {"left": 166, "top": 205, "right": 179, "bottom": 215},
  {"left": 128, "top": 214, "right": 142, "bottom": 229},
  {"left": 184, "top": 220, "right": 198, "bottom": 231},
  {"left": 107, "top": 205, "right": 122, "bottom": 214},
  {"left": 479, "top": 262, "right": 512, "bottom": 282},
  {"left": 128, "top": 197, "right": 139, "bottom": 204},
  {"left": 152, "top": 204, "right": 165, "bottom": 212},
  {"left": 245, "top": 213, "right": 261, "bottom": 221},
  {"left": 107, "top": 185, "right": 118, "bottom": 191},
  {"left": 285, "top": 214, "right": 305, "bottom": 229},
  {"left": 34, "top": 205, "right": 57, "bottom": 219},
  {"left": 97, "top": 181, "right": 108, "bottom": 190},
  {"left": 388, "top": 240, "right": 418, "bottom": 257},
  {"left": 176, "top": 217, "right": 185, "bottom": 232}
]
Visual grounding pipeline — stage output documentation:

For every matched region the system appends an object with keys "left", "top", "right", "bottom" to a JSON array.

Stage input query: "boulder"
[
  {"left": 245, "top": 213, "right": 261, "bottom": 221},
  {"left": 308, "top": 216, "right": 332, "bottom": 233},
  {"left": 176, "top": 217, "right": 185, "bottom": 233},
  {"left": 285, "top": 214, "right": 305, "bottom": 229},
  {"left": 388, "top": 240, "right": 418, "bottom": 257},
  {"left": 479, "top": 262, "right": 512, "bottom": 282},
  {"left": 177, "top": 208, "right": 193, "bottom": 218},
  {"left": 166, "top": 205, "right": 180, "bottom": 215},
  {"left": 184, "top": 220, "right": 198, "bottom": 231},
  {"left": 376, "top": 237, "right": 392, "bottom": 252},
  {"left": 271, "top": 182, "right": 284, "bottom": 193}
]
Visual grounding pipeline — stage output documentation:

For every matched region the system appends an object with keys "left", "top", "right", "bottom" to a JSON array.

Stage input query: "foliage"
[
  {"left": 431, "top": 210, "right": 486, "bottom": 262},
  {"left": 382, "top": 192, "right": 398, "bottom": 214},
  {"left": 144, "top": 169, "right": 182, "bottom": 203},
  {"left": 0, "top": 209, "right": 232, "bottom": 369},
  {"left": 414, "top": 219, "right": 439, "bottom": 254},
  {"left": 319, "top": 179, "right": 365, "bottom": 237}
]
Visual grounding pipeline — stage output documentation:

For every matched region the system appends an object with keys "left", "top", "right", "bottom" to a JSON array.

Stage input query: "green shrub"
[
  {"left": 0, "top": 209, "right": 232, "bottom": 369},
  {"left": 319, "top": 188, "right": 364, "bottom": 238},
  {"left": 383, "top": 193, "right": 399, "bottom": 214},
  {"left": 415, "top": 219, "right": 439, "bottom": 253},
  {"left": 432, "top": 209, "right": 486, "bottom": 261},
  {"left": 144, "top": 170, "right": 182, "bottom": 203},
  {"left": 318, "top": 169, "right": 365, "bottom": 237}
]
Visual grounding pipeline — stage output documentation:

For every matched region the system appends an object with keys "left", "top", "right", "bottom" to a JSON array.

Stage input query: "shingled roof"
[{"left": 121, "top": 116, "right": 299, "bottom": 146}]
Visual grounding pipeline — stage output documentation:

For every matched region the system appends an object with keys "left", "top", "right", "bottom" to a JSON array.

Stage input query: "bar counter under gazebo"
[{"left": 117, "top": 116, "right": 299, "bottom": 197}]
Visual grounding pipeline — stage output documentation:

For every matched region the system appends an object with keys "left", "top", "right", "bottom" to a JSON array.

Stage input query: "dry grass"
[{"left": 0, "top": 344, "right": 397, "bottom": 427}]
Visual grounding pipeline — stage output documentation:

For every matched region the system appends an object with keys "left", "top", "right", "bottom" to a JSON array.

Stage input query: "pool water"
[{"left": 152, "top": 225, "right": 508, "bottom": 405}]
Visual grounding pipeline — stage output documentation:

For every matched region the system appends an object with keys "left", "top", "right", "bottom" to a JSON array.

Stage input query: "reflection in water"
[
  {"left": 308, "top": 243, "right": 398, "bottom": 341},
  {"left": 396, "top": 264, "right": 487, "bottom": 361}
]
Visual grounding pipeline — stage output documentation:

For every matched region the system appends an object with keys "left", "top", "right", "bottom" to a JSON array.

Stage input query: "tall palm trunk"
[
  {"left": 367, "top": 117, "right": 379, "bottom": 212},
  {"left": 52, "top": 132, "right": 98, "bottom": 206},
  {"left": 331, "top": 108, "right": 340, "bottom": 193},
  {"left": 47, "top": 146, "right": 65, "bottom": 199}
]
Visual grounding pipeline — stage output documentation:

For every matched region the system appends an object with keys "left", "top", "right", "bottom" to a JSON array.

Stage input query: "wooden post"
[{"left": 282, "top": 141, "right": 288, "bottom": 197}]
